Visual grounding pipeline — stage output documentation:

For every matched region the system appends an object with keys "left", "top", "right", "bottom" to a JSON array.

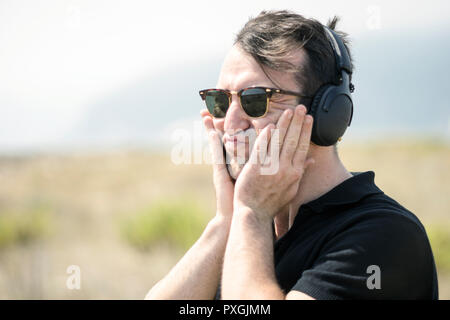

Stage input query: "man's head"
[{"left": 212, "top": 10, "right": 353, "bottom": 179}]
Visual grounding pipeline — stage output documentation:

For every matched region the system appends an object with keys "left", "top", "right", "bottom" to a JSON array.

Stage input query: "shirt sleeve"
[{"left": 291, "top": 212, "right": 437, "bottom": 300}]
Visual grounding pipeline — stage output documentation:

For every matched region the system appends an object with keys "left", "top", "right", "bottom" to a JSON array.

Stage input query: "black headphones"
[{"left": 308, "top": 26, "right": 354, "bottom": 146}]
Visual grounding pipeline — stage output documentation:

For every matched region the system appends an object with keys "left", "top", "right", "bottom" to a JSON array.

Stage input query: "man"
[{"left": 146, "top": 10, "right": 438, "bottom": 300}]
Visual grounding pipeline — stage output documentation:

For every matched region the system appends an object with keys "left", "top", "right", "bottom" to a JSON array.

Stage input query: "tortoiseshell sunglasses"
[{"left": 199, "top": 87, "right": 312, "bottom": 119}]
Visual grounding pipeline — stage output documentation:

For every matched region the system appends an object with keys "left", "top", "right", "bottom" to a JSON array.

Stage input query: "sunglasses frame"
[{"left": 199, "top": 86, "right": 313, "bottom": 119}]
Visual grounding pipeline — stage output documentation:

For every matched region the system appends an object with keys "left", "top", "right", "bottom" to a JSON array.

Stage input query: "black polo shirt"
[
  {"left": 274, "top": 171, "right": 438, "bottom": 299},
  {"left": 216, "top": 171, "right": 438, "bottom": 300}
]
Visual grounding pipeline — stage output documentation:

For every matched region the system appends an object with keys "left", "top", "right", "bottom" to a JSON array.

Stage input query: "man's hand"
[
  {"left": 233, "top": 105, "right": 315, "bottom": 221},
  {"left": 201, "top": 109, "right": 235, "bottom": 221},
  {"left": 145, "top": 110, "right": 235, "bottom": 300}
]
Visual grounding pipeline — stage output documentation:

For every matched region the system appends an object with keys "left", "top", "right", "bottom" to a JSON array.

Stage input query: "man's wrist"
[
  {"left": 233, "top": 206, "right": 273, "bottom": 227},
  {"left": 211, "top": 214, "right": 232, "bottom": 227},
  {"left": 204, "top": 214, "right": 232, "bottom": 238}
]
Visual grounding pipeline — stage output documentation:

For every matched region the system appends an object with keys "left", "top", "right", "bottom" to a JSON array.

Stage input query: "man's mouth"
[
  {"left": 223, "top": 134, "right": 247, "bottom": 144},
  {"left": 223, "top": 134, "right": 247, "bottom": 155},
  {"left": 223, "top": 134, "right": 248, "bottom": 157},
  {"left": 222, "top": 131, "right": 258, "bottom": 179},
  {"left": 224, "top": 139, "right": 246, "bottom": 150}
]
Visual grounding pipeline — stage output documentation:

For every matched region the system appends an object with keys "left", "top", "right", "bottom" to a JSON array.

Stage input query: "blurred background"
[{"left": 0, "top": 0, "right": 449, "bottom": 299}]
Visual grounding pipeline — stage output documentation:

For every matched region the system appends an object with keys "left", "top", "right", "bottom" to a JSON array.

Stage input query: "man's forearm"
[
  {"left": 145, "top": 216, "right": 230, "bottom": 299},
  {"left": 221, "top": 207, "right": 285, "bottom": 299}
]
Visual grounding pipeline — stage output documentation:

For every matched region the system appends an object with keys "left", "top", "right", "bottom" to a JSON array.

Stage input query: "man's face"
[{"left": 213, "top": 44, "right": 308, "bottom": 179}]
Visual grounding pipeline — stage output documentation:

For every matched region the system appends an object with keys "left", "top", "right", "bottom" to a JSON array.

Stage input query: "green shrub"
[
  {"left": 0, "top": 207, "right": 52, "bottom": 249},
  {"left": 120, "top": 199, "right": 209, "bottom": 251},
  {"left": 426, "top": 224, "right": 450, "bottom": 273}
]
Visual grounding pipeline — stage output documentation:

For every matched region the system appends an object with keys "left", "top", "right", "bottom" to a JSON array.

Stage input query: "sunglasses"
[{"left": 199, "top": 87, "right": 312, "bottom": 119}]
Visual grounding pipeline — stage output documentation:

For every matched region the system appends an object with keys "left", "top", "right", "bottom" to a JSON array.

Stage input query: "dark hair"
[{"left": 234, "top": 10, "right": 353, "bottom": 98}]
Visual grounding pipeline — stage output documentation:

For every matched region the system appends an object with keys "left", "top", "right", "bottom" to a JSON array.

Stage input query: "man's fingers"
[
  {"left": 293, "top": 114, "right": 313, "bottom": 169},
  {"left": 200, "top": 108, "right": 210, "bottom": 118},
  {"left": 249, "top": 124, "right": 275, "bottom": 166},
  {"left": 269, "top": 108, "right": 293, "bottom": 156},
  {"left": 203, "top": 116, "right": 223, "bottom": 164},
  {"left": 201, "top": 109, "right": 215, "bottom": 131},
  {"left": 281, "top": 105, "right": 307, "bottom": 163}
]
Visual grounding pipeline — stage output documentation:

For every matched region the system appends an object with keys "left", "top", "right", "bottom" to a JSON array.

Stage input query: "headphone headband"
[
  {"left": 322, "top": 26, "right": 353, "bottom": 78},
  {"left": 307, "top": 25, "right": 355, "bottom": 146}
]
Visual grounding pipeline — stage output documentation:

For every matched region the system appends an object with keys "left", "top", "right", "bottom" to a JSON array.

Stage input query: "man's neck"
[{"left": 274, "top": 149, "right": 352, "bottom": 240}]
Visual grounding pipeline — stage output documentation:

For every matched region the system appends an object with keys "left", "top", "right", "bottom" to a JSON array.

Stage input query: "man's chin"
[{"left": 226, "top": 158, "right": 246, "bottom": 181}]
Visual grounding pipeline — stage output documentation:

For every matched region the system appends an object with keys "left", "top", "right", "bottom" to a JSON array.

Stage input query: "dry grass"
[{"left": 0, "top": 139, "right": 449, "bottom": 299}]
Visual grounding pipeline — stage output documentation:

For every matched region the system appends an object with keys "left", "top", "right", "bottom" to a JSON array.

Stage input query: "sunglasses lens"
[
  {"left": 205, "top": 90, "right": 228, "bottom": 118},
  {"left": 241, "top": 88, "right": 268, "bottom": 117}
]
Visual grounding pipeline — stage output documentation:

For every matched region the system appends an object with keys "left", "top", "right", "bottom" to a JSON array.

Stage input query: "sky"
[{"left": 1, "top": 0, "right": 449, "bottom": 152}]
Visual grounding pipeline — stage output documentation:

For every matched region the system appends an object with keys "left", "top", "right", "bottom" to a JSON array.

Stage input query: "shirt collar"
[{"left": 302, "top": 171, "right": 384, "bottom": 214}]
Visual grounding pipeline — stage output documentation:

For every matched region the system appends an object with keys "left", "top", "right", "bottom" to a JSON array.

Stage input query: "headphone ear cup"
[
  {"left": 308, "top": 85, "right": 330, "bottom": 146},
  {"left": 313, "top": 87, "right": 353, "bottom": 146}
]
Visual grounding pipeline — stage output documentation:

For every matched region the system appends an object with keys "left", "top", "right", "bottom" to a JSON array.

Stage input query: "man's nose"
[{"left": 224, "top": 95, "right": 251, "bottom": 132}]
